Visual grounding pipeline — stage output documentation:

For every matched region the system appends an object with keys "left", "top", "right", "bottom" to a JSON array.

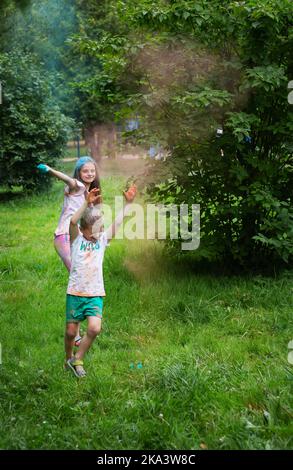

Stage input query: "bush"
[
  {"left": 131, "top": 0, "right": 293, "bottom": 268},
  {"left": 53, "top": 0, "right": 293, "bottom": 268},
  {"left": 0, "top": 51, "right": 72, "bottom": 191}
]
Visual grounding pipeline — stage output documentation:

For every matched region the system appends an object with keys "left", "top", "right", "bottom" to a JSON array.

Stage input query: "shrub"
[{"left": 0, "top": 51, "right": 72, "bottom": 191}]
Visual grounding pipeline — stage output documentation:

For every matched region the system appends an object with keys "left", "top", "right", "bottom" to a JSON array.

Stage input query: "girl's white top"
[
  {"left": 67, "top": 233, "right": 108, "bottom": 297},
  {"left": 55, "top": 180, "right": 87, "bottom": 236}
]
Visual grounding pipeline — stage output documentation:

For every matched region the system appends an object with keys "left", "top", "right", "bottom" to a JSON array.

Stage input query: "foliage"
[
  {"left": 0, "top": 52, "right": 72, "bottom": 190},
  {"left": 0, "top": 0, "right": 80, "bottom": 119},
  {"left": 67, "top": 0, "right": 132, "bottom": 126},
  {"left": 71, "top": 0, "right": 293, "bottom": 268},
  {"left": 0, "top": 0, "right": 292, "bottom": 266}
]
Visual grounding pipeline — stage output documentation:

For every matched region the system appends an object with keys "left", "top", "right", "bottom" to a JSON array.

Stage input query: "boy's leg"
[
  {"left": 74, "top": 316, "right": 102, "bottom": 361},
  {"left": 65, "top": 322, "right": 79, "bottom": 360}
]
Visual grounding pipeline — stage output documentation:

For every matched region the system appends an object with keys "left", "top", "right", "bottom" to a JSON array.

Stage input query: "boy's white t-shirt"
[{"left": 67, "top": 232, "right": 108, "bottom": 297}]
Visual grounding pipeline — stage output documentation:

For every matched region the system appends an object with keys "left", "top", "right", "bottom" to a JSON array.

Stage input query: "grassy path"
[{"left": 0, "top": 175, "right": 292, "bottom": 450}]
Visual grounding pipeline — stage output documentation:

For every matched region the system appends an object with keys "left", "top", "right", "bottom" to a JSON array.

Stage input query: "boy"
[{"left": 65, "top": 185, "right": 137, "bottom": 377}]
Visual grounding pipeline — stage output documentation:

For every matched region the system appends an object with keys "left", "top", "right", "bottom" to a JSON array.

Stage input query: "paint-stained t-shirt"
[
  {"left": 55, "top": 180, "right": 87, "bottom": 236},
  {"left": 67, "top": 233, "right": 108, "bottom": 297}
]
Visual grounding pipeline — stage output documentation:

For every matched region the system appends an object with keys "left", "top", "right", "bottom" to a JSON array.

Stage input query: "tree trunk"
[
  {"left": 85, "top": 123, "right": 117, "bottom": 161},
  {"left": 84, "top": 124, "right": 102, "bottom": 162}
]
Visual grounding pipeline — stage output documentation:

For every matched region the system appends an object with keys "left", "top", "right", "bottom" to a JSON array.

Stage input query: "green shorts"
[{"left": 66, "top": 294, "right": 104, "bottom": 323}]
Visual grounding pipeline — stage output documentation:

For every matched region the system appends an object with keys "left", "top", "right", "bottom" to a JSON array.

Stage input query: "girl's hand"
[
  {"left": 124, "top": 184, "right": 137, "bottom": 202},
  {"left": 37, "top": 163, "right": 50, "bottom": 174},
  {"left": 87, "top": 188, "right": 101, "bottom": 205}
]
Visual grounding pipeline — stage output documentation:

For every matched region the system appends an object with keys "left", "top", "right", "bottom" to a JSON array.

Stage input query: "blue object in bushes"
[{"left": 37, "top": 163, "right": 49, "bottom": 173}]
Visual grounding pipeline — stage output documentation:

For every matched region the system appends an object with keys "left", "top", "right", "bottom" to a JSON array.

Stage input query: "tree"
[
  {"left": 0, "top": 0, "right": 31, "bottom": 49},
  {"left": 72, "top": 0, "right": 293, "bottom": 268},
  {"left": 141, "top": 0, "right": 293, "bottom": 268},
  {"left": 0, "top": 52, "right": 71, "bottom": 190},
  {"left": 66, "top": 0, "right": 132, "bottom": 159},
  {"left": 0, "top": 0, "right": 75, "bottom": 191}
]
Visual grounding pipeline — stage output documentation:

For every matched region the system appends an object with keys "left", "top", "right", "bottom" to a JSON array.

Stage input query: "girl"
[{"left": 37, "top": 156, "right": 102, "bottom": 345}]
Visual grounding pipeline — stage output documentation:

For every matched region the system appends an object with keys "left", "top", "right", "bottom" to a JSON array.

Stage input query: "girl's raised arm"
[{"left": 37, "top": 164, "right": 77, "bottom": 191}]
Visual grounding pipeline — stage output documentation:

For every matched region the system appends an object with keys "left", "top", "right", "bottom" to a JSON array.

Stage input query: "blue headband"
[{"left": 75, "top": 156, "right": 95, "bottom": 171}]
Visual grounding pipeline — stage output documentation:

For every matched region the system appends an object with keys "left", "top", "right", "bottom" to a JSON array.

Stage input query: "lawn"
[{"left": 0, "top": 164, "right": 292, "bottom": 450}]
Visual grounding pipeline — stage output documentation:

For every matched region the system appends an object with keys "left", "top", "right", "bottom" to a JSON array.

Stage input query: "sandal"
[
  {"left": 64, "top": 356, "right": 74, "bottom": 371},
  {"left": 66, "top": 357, "right": 86, "bottom": 378}
]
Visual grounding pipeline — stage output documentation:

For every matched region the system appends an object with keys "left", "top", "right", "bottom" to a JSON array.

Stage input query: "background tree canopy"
[
  {"left": 0, "top": 0, "right": 74, "bottom": 190},
  {"left": 70, "top": 0, "right": 292, "bottom": 268},
  {"left": 0, "top": 51, "right": 71, "bottom": 190},
  {"left": 0, "top": 0, "right": 292, "bottom": 268}
]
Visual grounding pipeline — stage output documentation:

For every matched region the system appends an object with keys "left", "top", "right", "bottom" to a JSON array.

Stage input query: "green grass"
[{"left": 0, "top": 175, "right": 292, "bottom": 450}]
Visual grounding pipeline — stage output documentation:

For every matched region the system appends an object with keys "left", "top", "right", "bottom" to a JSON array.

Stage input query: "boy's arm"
[
  {"left": 37, "top": 164, "right": 77, "bottom": 191},
  {"left": 105, "top": 185, "right": 137, "bottom": 241},
  {"left": 69, "top": 188, "right": 101, "bottom": 243},
  {"left": 69, "top": 200, "right": 87, "bottom": 243},
  {"left": 105, "top": 203, "right": 132, "bottom": 241}
]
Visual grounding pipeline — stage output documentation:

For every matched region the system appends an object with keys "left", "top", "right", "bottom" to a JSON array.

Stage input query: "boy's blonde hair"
[{"left": 80, "top": 206, "right": 104, "bottom": 232}]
